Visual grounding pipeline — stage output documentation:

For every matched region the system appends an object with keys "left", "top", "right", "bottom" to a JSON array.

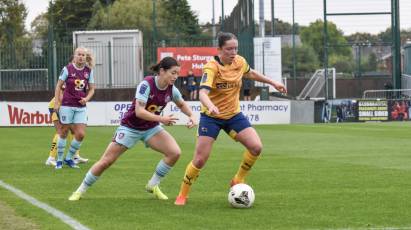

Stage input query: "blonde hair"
[{"left": 84, "top": 48, "right": 95, "bottom": 69}]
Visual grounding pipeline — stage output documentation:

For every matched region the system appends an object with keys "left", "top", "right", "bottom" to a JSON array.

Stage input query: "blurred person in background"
[
  {"left": 45, "top": 55, "right": 88, "bottom": 166},
  {"left": 53, "top": 47, "right": 95, "bottom": 169},
  {"left": 186, "top": 69, "right": 198, "bottom": 100}
]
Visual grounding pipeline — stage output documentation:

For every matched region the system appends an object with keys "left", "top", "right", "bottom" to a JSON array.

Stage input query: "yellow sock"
[
  {"left": 49, "top": 133, "right": 58, "bottom": 158},
  {"left": 178, "top": 161, "right": 200, "bottom": 197},
  {"left": 233, "top": 150, "right": 259, "bottom": 183}
]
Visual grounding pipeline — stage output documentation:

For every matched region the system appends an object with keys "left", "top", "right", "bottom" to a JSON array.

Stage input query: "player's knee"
[
  {"left": 249, "top": 143, "right": 263, "bottom": 156},
  {"left": 193, "top": 155, "right": 207, "bottom": 169},
  {"left": 75, "top": 132, "right": 85, "bottom": 141},
  {"left": 169, "top": 148, "right": 181, "bottom": 161},
  {"left": 59, "top": 130, "right": 68, "bottom": 138},
  {"left": 192, "top": 158, "right": 205, "bottom": 169}
]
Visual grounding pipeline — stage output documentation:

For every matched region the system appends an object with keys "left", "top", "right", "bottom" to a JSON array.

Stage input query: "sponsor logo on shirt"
[{"left": 216, "top": 82, "right": 240, "bottom": 89}]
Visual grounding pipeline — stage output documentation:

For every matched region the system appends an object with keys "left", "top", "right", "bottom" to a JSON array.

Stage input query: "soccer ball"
[{"left": 228, "top": 183, "right": 255, "bottom": 208}]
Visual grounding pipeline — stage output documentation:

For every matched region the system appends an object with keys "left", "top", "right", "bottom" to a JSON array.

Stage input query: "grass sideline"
[{"left": 1, "top": 123, "right": 411, "bottom": 229}]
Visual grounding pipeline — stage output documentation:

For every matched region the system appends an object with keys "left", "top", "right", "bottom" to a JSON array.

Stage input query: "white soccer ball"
[{"left": 228, "top": 183, "right": 255, "bottom": 208}]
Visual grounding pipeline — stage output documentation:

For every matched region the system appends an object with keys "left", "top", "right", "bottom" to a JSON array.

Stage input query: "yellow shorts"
[{"left": 49, "top": 108, "right": 59, "bottom": 122}]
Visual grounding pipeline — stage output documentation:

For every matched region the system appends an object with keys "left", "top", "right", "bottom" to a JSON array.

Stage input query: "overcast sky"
[{"left": 23, "top": 0, "right": 411, "bottom": 35}]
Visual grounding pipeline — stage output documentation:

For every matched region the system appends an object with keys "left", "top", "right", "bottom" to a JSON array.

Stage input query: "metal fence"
[
  {"left": 0, "top": 68, "right": 48, "bottom": 91},
  {"left": 363, "top": 74, "right": 411, "bottom": 99},
  {"left": 0, "top": 39, "right": 217, "bottom": 91}
]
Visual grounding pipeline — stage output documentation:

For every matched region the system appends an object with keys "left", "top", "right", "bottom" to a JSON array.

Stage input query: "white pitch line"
[{"left": 0, "top": 180, "right": 90, "bottom": 230}]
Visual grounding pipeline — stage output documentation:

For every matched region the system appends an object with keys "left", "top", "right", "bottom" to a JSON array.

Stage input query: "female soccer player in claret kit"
[
  {"left": 54, "top": 47, "right": 95, "bottom": 169},
  {"left": 69, "top": 56, "right": 197, "bottom": 201}
]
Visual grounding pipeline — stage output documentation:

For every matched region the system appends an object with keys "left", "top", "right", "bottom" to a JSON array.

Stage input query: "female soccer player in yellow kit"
[{"left": 175, "top": 32, "right": 287, "bottom": 205}]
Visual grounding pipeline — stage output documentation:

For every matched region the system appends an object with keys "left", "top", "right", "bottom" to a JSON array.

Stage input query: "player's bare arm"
[
  {"left": 80, "top": 83, "right": 95, "bottom": 105},
  {"left": 175, "top": 99, "right": 197, "bottom": 128},
  {"left": 54, "top": 80, "right": 65, "bottom": 112},
  {"left": 245, "top": 69, "right": 287, "bottom": 93},
  {"left": 199, "top": 88, "right": 220, "bottom": 115},
  {"left": 135, "top": 100, "right": 178, "bottom": 125}
]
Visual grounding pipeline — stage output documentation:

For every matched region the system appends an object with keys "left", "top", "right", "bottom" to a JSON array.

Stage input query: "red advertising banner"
[{"left": 157, "top": 47, "right": 218, "bottom": 76}]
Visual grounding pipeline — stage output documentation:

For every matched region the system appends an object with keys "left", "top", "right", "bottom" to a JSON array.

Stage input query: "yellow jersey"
[
  {"left": 200, "top": 55, "right": 250, "bottom": 119},
  {"left": 48, "top": 97, "right": 56, "bottom": 109}
]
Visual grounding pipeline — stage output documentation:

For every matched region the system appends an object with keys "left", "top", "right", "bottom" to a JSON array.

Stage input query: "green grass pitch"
[{"left": 1, "top": 122, "right": 411, "bottom": 229}]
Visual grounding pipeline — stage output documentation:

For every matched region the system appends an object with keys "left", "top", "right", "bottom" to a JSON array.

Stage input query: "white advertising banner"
[
  {"left": 253, "top": 37, "right": 282, "bottom": 92},
  {"left": 0, "top": 101, "right": 290, "bottom": 127}
]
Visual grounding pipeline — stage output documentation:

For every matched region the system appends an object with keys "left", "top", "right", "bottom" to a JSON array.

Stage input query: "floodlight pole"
[
  {"left": 221, "top": 0, "right": 224, "bottom": 31},
  {"left": 212, "top": 0, "right": 216, "bottom": 46},
  {"left": 292, "top": 0, "right": 297, "bottom": 97},
  {"left": 392, "top": 0, "right": 401, "bottom": 90},
  {"left": 152, "top": 0, "right": 157, "bottom": 42},
  {"left": 271, "top": 0, "right": 275, "bottom": 36},
  {"left": 259, "top": 0, "right": 265, "bottom": 37},
  {"left": 323, "top": 0, "right": 329, "bottom": 100}
]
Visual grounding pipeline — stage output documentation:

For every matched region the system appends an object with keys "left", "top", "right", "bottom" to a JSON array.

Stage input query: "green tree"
[
  {"left": 300, "top": 20, "right": 352, "bottom": 63},
  {"left": 30, "top": 13, "right": 48, "bottom": 40},
  {"left": 377, "top": 28, "right": 411, "bottom": 45},
  {"left": 88, "top": 0, "right": 202, "bottom": 40},
  {"left": 329, "top": 54, "right": 354, "bottom": 73},
  {"left": 262, "top": 19, "right": 300, "bottom": 35},
  {"left": 361, "top": 52, "right": 378, "bottom": 72},
  {"left": 159, "top": 0, "right": 201, "bottom": 39},
  {"left": 0, "top": 0, "right": 30, "bottom": 69},
  {"left": 0, "top": 0, "right": 27, "bottom": 44},
  {"left": 88, "top": 0, "right": 158, "bottom": 39},
  {"left": 49, "top": 0, "right": 96, "bottom": 41},
  {"left": 282, "top": 45, "right": 320, "bottom": 74},
  {"left": 345, "top": 32, "right": 378, "bottom": 44}
]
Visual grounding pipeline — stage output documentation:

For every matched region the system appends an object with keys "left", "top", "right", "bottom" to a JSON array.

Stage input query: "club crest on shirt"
[{"left": 84, "top": 73, "right": 89, "bottom": 79}]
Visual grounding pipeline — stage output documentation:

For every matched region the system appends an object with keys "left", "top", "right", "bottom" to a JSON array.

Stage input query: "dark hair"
[
  {"left": 217, "top": 32, "right": 237, "bottom": 48},
  {"left": 150, "top": 56, "right": 179, "bottom": 73}
]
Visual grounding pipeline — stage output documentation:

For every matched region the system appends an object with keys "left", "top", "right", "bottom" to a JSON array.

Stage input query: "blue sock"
[
  {"left": 76, "top": 171, "right": 99, "bottom": 193},
  {"left": 57, "top": 137, "right": 67, "bottom": 162},
  {"left": 148, "top": 160, "right": 172, "bottom": 187},
  {"left": 66, "top": 139, "right": 82, "bottom": 160}
]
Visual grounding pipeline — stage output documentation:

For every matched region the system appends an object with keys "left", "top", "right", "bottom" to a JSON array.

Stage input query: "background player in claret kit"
[
  {"left": 54, "top": 47, "right": 95, "bottom": 169},
  {"left": 68, "top": 56, "right": 197, "bottom": 201},
  {"left": 175, "top": 32, "right": 287, "bottom": 206},
  {"left": 45, "top": 55, "right": 88, "bottom": 166}
]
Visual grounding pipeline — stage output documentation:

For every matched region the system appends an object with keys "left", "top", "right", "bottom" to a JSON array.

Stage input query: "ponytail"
[
  {"left": 84, "top": 48, "right": 95, "bottom": 69},
  {"left": 150, "top": 56, "right": 179, "bottom": 74}
]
